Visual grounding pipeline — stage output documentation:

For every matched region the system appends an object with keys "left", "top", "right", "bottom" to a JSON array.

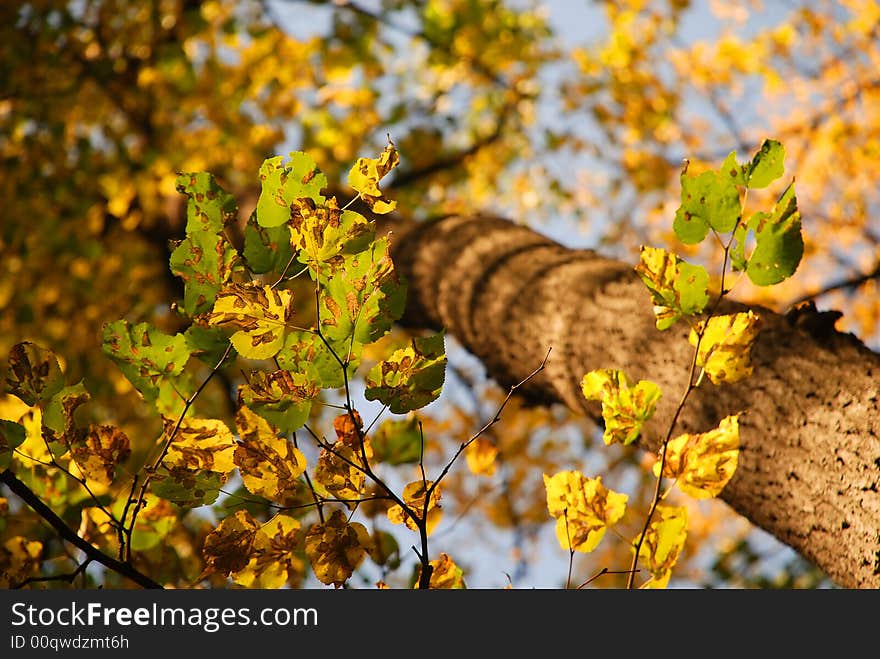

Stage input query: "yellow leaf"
[
  {"left": 201, "top": 510, "right": 261, "bottom": 578},
  {"left": 67, "top": 425, "right": 131, "bottom": 485},
  {"left": 77, "top": 507, "right": 117, "bottom": 552},
  {"left": 386, "top": 480, "right": 442, "bottom": 535},
  {"left": 207, "top": 283, "right": 293, "bottom": 360},
  {"left": 232, "top": 514, "right": 303, "bottom": 588},
  {"left": 654, "top": 415, "right": 740, "bottom": 498},
  {"left": 234, "top": 405, "right": 307, "bottom": 503},
  {"left": 689, "top": 312, "right": 762, "bottom": 384},
  {"left": 0, "top": 536, "right": 43, "bottom": 588},
  {"left": 163, "top": 417, "right": 236, "bottom": 475},
  {"left": 414, "top": 552, "right": 467, "bottom": 589},
  {"left": 304, "top": 509, "right": 370, "bottom": 587},
  {"left": 347, "top": 139, "right": 399, "bottom": 214},
  {"left": 635, "top": 505, "right": 688, "bottom": 589},
  {"left": 581, "top": 369, "right": 661, "bottom": 445},
  {"left": 313, "top": 444, "right": 367, "bottom": 505},
  {"left": 543, "top": 471, "right": 627, "bottom": 553},
  {"left": 465, "top": 437, "right": 498, "bottom": 476}
]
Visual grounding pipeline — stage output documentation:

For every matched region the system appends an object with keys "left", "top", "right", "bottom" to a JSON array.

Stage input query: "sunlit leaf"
[
  {"left": 276, "top": 330, "right": 353, "bottom": 389},
  {"left": 689, "top": 312, "right": 761, "bottom": 384},
  {"left": 201, "top": 509, "right": 262, "bottom": 577},
  {"left": 243, "top": 211, "right": 295, "bottom": 275},
  {"left": 171, "top": 172, "right": 240, "bottom": 316},
  {"left": 40, "top": 382, "right": 90, "bottom": 443},
  {"left": 745, "top": 181, "right": 803, "bottom": 286},
  {"left": 387, "top": 480, "right": 442, "bottom": 535},
  {"left": 674, "top": 164, "right": 741, "bottom": 243},
  {"left": 67, "top": 425, "right": 131, "bottom": 486},
  {"left": 290, "top": 197, "right": 374, "bottom": 271},
  {"left": 304, "top": 509, "right": 370, "bottom": 588},
  {"left": 746, "top": 139, "right": 785, "bottom": 189},
  {"left": 635, "top": 246, "right": 709, "bottom": 330},
  {"left": 365, "top": 332, "right": 446, "bottom": 413},
  {"left": 347, "top": 139, "right": 400, "bottom": 214},
  {"left": 543, "top": 471, "right": 627, "bottom": 553},
  {"left": 415, "top": 552, "right": 467, "bottom": 589},
  {"left": 238, "top": 369, "right": 317, "bottom": 433},
  {"left": 234, "top": 405, "right": 307, "bottom": 503},
  {"left": 635, "top": 505, "right": 688, "bottom": 589},
  {"left": 101, "top": 321, "right": 192, "bottom": 410},
  {"left": 232, "top": 514, "right": 303, "bottom": 588},
  {"left": 256, "top": 151, "right": 327, "bottom": 229},
  {"left": 654, "top": 415, "right": 740, "bottom": 498},
  {"left": 581, "top": 369, "right": 661, "bottom": 445},
  {"left": 320, "top": 237, "right": 405, "bottom": 345},
  {"left": 313, "top": 444, "right": 367, "bottom": 506},
  {"left": 207, "top": 283, "right": 294, "bottom": 360}
]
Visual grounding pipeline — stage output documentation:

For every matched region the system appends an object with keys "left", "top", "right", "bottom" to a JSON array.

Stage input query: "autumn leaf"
[
  {"left": 67, "top": 425, "right": 131, "bottom": 486},
  {"left": 201, "top": 509, "right": 262, "bottom": 577},
  {"left": 40, "top": 382, "right": 90, "bottom": 444},
  {"left": 0, "top": 420, "right": 26, "bottom": 470},
  {"left": 465, "top": 437, "right": 499, "bottom": 476},
  {"left": 151, "top": 418, "right": 236, "bottom": 506},
  {"left": 364, "top": 332, "right": 446, "bottom": 413},
  {"left": 543, "top": 471, "right": 627, "bottom": 553},
  {"left": 0, "top": 536, "right": 43, "bottom": 588},
  {"left": 304, "top": 509, "right": 371, "bottom": 588},
  {"left": 415, "top": 552, "right": 467, "bottom": 589},
  {"left": 206, "top": 283, "right": 294, "bottom": 360},
  {"left": 320, "top": 237, "right": 406, "bottom": 345},
  {"left": 743, "top": 181, "right": 803, "bottom": 286},
  {"left": 690, "top": 311, "right": 762, "bottom": 384},
  {"left": 313, "top": 444, "right": 367, "bottom": 505},
  {"left": 4, "top": 342, "right": 65, "bottom": 406},
  {"left": 654, "top": 415, "right": 740, "bottom": 499},
  {"left": 581, "top": 369, "right": 661, "bottom": 445},
  {"left": 635, "top": 246, "right": 709, "bottom": 330},
  {"left": 100, "top": 321, "right": 193, "bottom": 414},
  {"left": 256, "top": 151, "right": 327, "bottom": 229},
  {"left": 232, "top": 514, "right": 303, "bottom": 588},
  {"left": 238, "top": 369, "right": 317, "bottom": 434},
  {"left": 347, "top": 139, "right": 400, "bottom": 214},
  {"left": 387, "top": 480, "right": 442, "bottom": 535},
  {"left": 170, "top": 171, "right": 240, "bottom": 316},
  {"left": 234, "top": 405, "right": 307, "bottom": 503},
  {"left": 634, "top": 505, "right": 688, "bottom": 589},
  {"left": 289, "top": 196, "right": 374, "bottom": 271},
  {"left": 673, "top": 162, "right": 741, "bottom": 243}
]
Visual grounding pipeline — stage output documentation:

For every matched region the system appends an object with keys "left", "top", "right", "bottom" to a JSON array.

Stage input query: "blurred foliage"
[{"left": 2, "top": 0, "right": 876, "bottom": 589}]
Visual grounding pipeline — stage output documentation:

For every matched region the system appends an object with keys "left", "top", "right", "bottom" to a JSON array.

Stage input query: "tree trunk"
[{"left": 382, "top": 213, "right": 880, "bottom": 589}]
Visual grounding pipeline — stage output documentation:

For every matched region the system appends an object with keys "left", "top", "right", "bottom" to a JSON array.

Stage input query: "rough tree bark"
[{"left": 382, "top": 213, "right": 880, "bottom": 589}]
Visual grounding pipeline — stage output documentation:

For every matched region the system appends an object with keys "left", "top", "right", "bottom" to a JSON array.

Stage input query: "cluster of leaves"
[
  {"left": 1, "top": 143, "right": 480, "bottom": 589},
  {"left": 543, "top": 139, "right": 804, "bottom": 588}
]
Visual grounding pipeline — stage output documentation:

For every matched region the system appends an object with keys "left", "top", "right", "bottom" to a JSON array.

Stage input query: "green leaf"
[
  {"left": 171, "top": 172, "right": 240, "bottom": 316},
  {"left": 320, "top": 237, "right": 406, "bottom": 345},
  {"left": 581, "top": 369, "right": 661, "bottom": 446},
  {"left": 745, "top": 181, "right": 803, "bottom": 286},
  {"left": 0, "top": 420, "right": 26, "bottom": 469},
  {"left": 365, "top": 332, "right": 446, "bottom": 414},
  {"left": 238, "top": 370, "right": 318, "bottom": 433},
  {"left": 720, "top": 151, "right": 748, "bottom": 187},
  {"left": 183, "top": 324, "right": 234, "bottom": 367},
  {"left": 746, "top": 139, "right": 785, "bottom": 189},
  {"left": 4, "top": 342, "right": 65, "bottom": 406},
  {"left": 635, "top": 246, "right": 709, "bottom": 330},
  {"left": 371, "top": 416, "right": 422, "bottom": 465},
  {"left": 673, "top": 168, "right": 741, "bottom": 242},
  {"left": 276, "top": 331, "right": 353, "bottom": 389},
  {"left": 256, "top": 151, "right": 327, "bottom": 228},
  {"left": 242, "top": 211, "right": 295, "bottom": 275},
  {"left": 729, "top": 222, "right": 749, "bottom": 272},
  {"left": 101, "top": 321, "right": 193, "bottom": 405},
  {"left": 151, "top": 468, "right": 226, "bottom": 507}
]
